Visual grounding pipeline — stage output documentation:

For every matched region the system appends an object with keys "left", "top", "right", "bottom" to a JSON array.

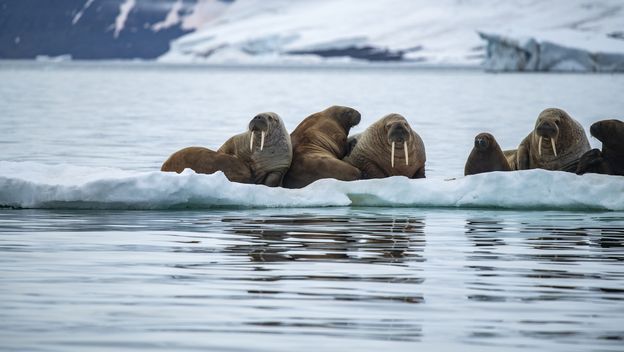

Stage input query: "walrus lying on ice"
[
  {"left": 282, "top": 106, "right": 362, "bottom": 188},
  {"left": 161, "top": 112, "right": 292, "bottom": 187},
  {"left": 344, "top": 113, "right": 426, "bottom": 179}
]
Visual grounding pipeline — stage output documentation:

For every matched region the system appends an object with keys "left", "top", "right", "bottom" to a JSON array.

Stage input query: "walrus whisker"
[
  {"left": 538, "top": 136, "right": 542, "bottom": 156},
  {"left": 250, "top": 131, "right": 255, "bottom": 151},
  {"left": 391, "top": 141, "right": 395, "bottom": 168},
  {"left": 404, "top": 142, "right": 408, "bottom": 165},
  {"left": 551, "top": 138, "right": 557, "bottom": 157},
  {"left": 260, "top": 131, "right": 265, "bottom": 151}
]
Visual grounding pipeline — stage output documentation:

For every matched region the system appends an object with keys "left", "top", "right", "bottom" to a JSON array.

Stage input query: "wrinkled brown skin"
[
  {"left": 503, "top": 149, "right": 518, "bottom": 170},
  {"left": 343, "top": 113, "right": 426, "bottom": 179},
  {"left": 576, "top": 119, "right": 624, "bottom": 176},
  {"left": 464, "top": 132, "right": 512, "bottom": 176},
  {"left": 161, "top": 112, "right": 292, "bottom": 187},
  {"left": 516, "top": 108, "right": 590, "bottom": 171},
  {"left": 282, "top": 106, "right": 362, "bottom": 189}
]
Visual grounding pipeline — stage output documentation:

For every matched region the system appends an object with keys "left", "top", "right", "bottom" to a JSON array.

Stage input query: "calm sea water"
[{"left": 1, "top": 61, "right": 623, "bottom": 351}]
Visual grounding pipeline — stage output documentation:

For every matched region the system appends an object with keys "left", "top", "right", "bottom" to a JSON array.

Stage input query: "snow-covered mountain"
[
  {"left": 3, "top": 0, "right": 623, "bottom": 71},
  {"left": 160, "top": 0, "right": 624, "bottom": 71},
  {"left": 0, "top": 0, "right": 231, "bottom": 60}
]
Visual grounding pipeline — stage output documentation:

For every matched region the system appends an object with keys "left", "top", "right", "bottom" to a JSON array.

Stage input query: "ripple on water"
[{"left": 0, "top": 208, "right": 623, "bottom": 351}]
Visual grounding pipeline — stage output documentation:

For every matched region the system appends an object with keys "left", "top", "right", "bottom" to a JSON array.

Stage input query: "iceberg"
[
  {"left": 1, "top": 161, "right": 623, "bottom": 211},
  {"left": 480, "top": 32, "right": 624, "bottom": 72}
]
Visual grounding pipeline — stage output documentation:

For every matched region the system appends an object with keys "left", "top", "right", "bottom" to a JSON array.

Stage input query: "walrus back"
[{"left": 283, "top": 107, "right": 361, "bottom": 188}]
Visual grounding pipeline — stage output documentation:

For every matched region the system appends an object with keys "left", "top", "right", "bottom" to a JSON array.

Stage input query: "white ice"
[{"left": 1, "top": 161, "right": 622, "bottom": 211}]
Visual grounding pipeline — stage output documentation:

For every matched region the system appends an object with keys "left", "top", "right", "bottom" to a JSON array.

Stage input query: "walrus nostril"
[
  {"left": 388, "top": 124, "right": 409, "bottom": 144},
  {"left": 475, "top": 138, "right": 488, "bottom": 149},
  {"left": 249, "top": 118, "right": 268, "bottom": 132},
  {"left": 536, "top": 123, "right": 557, "bottom": 137}
]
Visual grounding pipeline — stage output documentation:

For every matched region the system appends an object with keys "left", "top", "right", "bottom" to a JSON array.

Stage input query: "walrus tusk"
[
  {"left": 391, "top": 141, "right": 395, "bottom": 168},
  {"left": 260, "top": 131, "right": 265, "bottom": 151},
  {"left": 404, "top": 142, "right": 408, "bottom": 165},
  {"left": 551, "top": 138, "right": 557, "bottom": 157},
  {"left": 250, "top": 131, "right": 255, "bottom": 151},
  {"left": 538, "top": 136, "right": 542, "bottom": 156}
]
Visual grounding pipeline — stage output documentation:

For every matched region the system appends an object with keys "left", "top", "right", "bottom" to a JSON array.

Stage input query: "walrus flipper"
[
  {"left": 503, "top": 149, "right": 517, "bottom": 170},
  {"left": 412, "top": 166, "right": 426, "bottom": 179},
  {"left": 557, "top": 158, "right": 581, "bottom": 173},
  {"left": 345, "top": 133, "right": 362, "bottom": 158},
  {"left": 262, "top": 171, "right": 286, "bottom": 187},
  {"left": 282, "top": 157, "right": 361, "bottom": 188},
  {"left": 516, "top": 138, "right": 530, "bottom": 170},
  {"left": 161, "top": 147, "right": 252, "bottom": 183},
  {"left": 576, "top": 149, "right": 611, "bottom": 175}
]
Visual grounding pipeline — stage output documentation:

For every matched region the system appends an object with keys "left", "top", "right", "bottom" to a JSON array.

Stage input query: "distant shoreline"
[{"left": 3, "top": 59, "right": 621, "bottom": 74}]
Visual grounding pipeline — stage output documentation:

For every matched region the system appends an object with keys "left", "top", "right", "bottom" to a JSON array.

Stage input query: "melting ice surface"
[
  {"left": 1, "top": 161, "right": 624, "bottom": 210},
  {"left": 1, "top": 62, "right": 624, "bottom": 352}
]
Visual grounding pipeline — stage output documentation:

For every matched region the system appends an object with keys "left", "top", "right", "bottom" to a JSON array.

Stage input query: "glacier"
[
  {"left": 159, "top": 0, "right": 624, "bottom": 71},
  {"left": 1, "top": 161, "right": 623, "bottom": 211}
]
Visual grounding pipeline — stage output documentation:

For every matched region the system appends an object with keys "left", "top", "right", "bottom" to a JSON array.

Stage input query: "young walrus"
[
  {"left": 516, "top": 108, "right": 590, "bottom": 172},
  {"left": 161, "top": 112, "right": 292, "bottom": 187},
  {"left": 576, "top": 119, "right": 624, "bottom": 176},
  {"left": 282, "top": 105, "right": 362, "bottom": 189},
  {"left": 464, "top": 133, "right": 512, "bottom": 176},
  {"left": 343, "top": 113, "right": 426, "bottom": 179}
]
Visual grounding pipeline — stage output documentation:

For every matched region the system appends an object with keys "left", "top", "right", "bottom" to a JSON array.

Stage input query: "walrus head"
[
  {"left": 590, "top": 119, "right": 624, "bottom": 152},
  {"left": 384, "top": 114, "right": 413, "bottom": 168},
  {"left": 534, "top": 108, "right": 569, "bottom": 158},
  {"left": 473, "top": 132, "right": 496, "bottom": 152},
  {"left": 325, "top": 105, "right": 361, "bottom": 130},
  {"left": 248, "top": 112, "right": 280, "bottom": 152}
]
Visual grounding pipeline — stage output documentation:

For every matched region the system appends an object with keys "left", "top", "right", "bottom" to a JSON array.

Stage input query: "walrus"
[
  {"left": 464, "top": 132, "right": 512, "bottom": 176},
  {"left": 282, "top": 105, "right": 362, "bottom": 189},
  {"left": 576, "top": 119, "right": 624, "bottom": 176},
  {"left": 161, "top": 112, "right": 292, "bottom": 187},
  {"left": 343, "top": 113, "right": 426, "bottom": 179},
  {"left": 516, "top": 108, "right": 590, "bottom": 171}
]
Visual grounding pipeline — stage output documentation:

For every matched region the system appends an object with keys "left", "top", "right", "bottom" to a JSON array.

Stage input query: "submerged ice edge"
[{"left": 0, "top": 161, "right": 623, "bottom": 211}]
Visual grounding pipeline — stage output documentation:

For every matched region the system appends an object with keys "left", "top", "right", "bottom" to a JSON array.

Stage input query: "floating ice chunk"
[{"left": 1, "top": 161, "right": 622, "bottom": 210}]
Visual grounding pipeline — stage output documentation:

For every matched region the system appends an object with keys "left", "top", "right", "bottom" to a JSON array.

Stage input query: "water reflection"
[
  {"left": 463, "top": 213, "right": 624, "bottom": 346},
  {"left": 220, "top": 214, "right": 425, "bottom": 264}
]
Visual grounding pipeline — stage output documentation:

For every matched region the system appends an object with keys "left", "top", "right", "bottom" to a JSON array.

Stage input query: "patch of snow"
[
  {"left": 72, "top": 0, "right": 95, "bottom": 25},
  {"left": 151, "top": 0, "right": 184, "bottom": 31},
  {"left": 181, "top": 0, "right": 231, "bottom": 31},
  {"left": 1, "top": 161, "right": 622, "bottom": 211},
  {"left": 113, "top": 0, "right": 136, "bottom": 38}
]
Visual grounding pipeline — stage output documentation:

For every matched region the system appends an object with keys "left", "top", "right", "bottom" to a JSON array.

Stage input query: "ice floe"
[{"left": 1, "top": 161, "right": 622, "bottom": 210}]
